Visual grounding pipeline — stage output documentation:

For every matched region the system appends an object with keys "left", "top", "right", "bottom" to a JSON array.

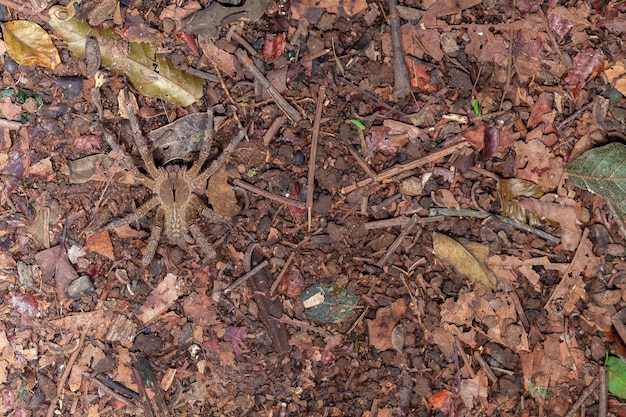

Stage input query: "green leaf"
[
  {"left": 299, "top": 284, "right": 358, "bottom": 323},
  {"left": 472, "top": 98, "right": 482, "bottom": 117},
  {"left": 48, "top": 2, "right": 205, "bottom": 106},
  {"left": 566, "top": 142, "right": 626, "bottom": 216},
  {"left": 607, "top": 356, "right": 626, "bottom": 399}
]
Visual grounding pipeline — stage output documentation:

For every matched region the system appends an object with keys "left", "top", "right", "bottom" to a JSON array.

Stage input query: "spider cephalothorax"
[{"left": 93, "top": 92, "right": 246, "bottom": 270}]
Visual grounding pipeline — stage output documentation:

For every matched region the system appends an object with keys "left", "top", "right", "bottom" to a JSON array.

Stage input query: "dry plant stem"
[
  {"left": 271, "top": 251, "right": 296, "bottom": 295},
  {"left": 388, "top": 0, "right": 411, "bottom": 100},
  {"left": 275, "top": 315, "right": 334, "bottom": 337},
  {"left": 538, "top": 8, "right": 570, "bottom": 69},
  {"left": 263, "top": 115, "right": 287, "bottom": 145},
  {"left": 186, "top": 67, "right": 220, "bottom": 83},
  {"left": 365, "top": 215, "right": 443, "bottom": 229},
  {"left": 564, "top": 374, "right": 600, "bottom": 417},
  {"left": 342, "top": 141, "right": 468, "bottom": 194},
  {"left": 348, "top": 145, "right": 377, "bottom": 180},
  {"left": 235, "top": 50, "right": 302, "bottom": 122},
  {"left": 227, "top": 28, "right": 257, "bottom": 57},
  {"left": 307, "top": 86, "right": 326, "bottom": 231},
  {"left": 599, "top": 366, "right": 608, "bottom": 417},
  {"left": 223, "top": 260, "right": 268, "bottom": 294},
  {"left": 376, "top": 214, "right": 419, "bottom": 267},
  {"left": 473, "top": 351, "right": 498, "bottom": 385},
  {"left": 455, "top": 339, "right": 489, "bottom": 411},
  {"left": 83, "top": 373, "right": 141, "bottom": 411},
  {"left": 233, "top": 178, "right": 306, "bottom": 208},
  {"left": 45, "top": 332, "right": 87, "bottom": 417}
]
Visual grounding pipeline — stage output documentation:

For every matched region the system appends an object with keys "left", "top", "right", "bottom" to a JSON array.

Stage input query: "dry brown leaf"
[
  {"left": 367, "top": 299, "right": 406, "bottom": 351},
  {"left": 514, "top": 139, "right": 564, "bottom": 190},
  {"left": 198, "top": 38, "right": 236, "bottom": 77},
  {"left": 34, "top": 245, "right": 78, "bottom": 304},
  {"left": 83, "top": 230, "right": 115, "bottom": 260},
  {"left": 1, "top": 20, "right": 60, "bottom": 69},
  {"left": 136, "top": 273, "right": 182, "bottom": 324},
  {"left": 517, "top": 198, "right": 581, "bottom": 251},
  {"left": 207, "top": 165, "right": 240, "bottom": 217},
  {"left": 433, "top": 232, "right": 497, "bottom": 289},
  {"left": 181, "top": 292, "right": 218, "bottom": 328}
]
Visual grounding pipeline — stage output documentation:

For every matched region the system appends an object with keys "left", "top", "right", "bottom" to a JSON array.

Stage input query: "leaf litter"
[{"left": 2, "top": 0, "right": 626, "bottom": 415}]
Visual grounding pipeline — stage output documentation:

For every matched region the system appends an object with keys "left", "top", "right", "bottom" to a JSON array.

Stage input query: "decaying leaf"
[
  {"left": 136, "top": 273, "right": 182, "bottom": 324},
  {"left": 66, "top": 154, "right": 113, "bottom": 184},
  {"left": 147, "top": 113, "right": 209, "bottom": 163},
  {"left": 433, "top": 232, "right": 497, "bottom": 289},
  {"left": 497, "top": 178, "right": 544, "bottom": 226},
  {"left": 299, "top": 283, "right": 358, "bottom": 323},
  {"left": 367, "top": 298, "right": 406, "bottom": 351},
  {"left": 566, "top": 142, "right": 626, "bottom": 216},
  {"left": 207, "top": 166, "right": 240, "bottom": 217},
  {"left": 34, "top": 246, "right": 79, "bottom": 304},
  {"left": 1, "top": 20, "right": 60, "bottom": 69},
  {"left": 83, "top": 230, "right": 115, "bottom": 260},
  {"left": 49, "top": 2, "right": 205, "bottom": 106}
]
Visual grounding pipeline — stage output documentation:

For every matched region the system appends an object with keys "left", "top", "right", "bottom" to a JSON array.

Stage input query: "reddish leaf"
[
  {"left": 262, "top": 33, "right": 286, "bottom": 63},
  {"left": 483, "top": 125, "right": 500, "bottom": 160},
  {"left": 223, "top": 326, "right": 248, "bottom": 355},
  {"left": 564, "top": 50, "right": 604, "bottom": 94},
  {"left": 1, "top": 127, "right": 30, "bottom": 204},
  {"left": 176, "top": 31, "right": 201, "bottom": 58}
]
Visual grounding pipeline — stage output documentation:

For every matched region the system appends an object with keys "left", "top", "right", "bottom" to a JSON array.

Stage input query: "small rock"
[{"left": 67, "top": 275, "right": 94, "bottom": 299}]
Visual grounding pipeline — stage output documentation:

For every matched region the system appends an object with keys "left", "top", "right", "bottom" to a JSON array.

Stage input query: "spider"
[{"left": 93, "top": 91, "right": 247, "bottom": 271}]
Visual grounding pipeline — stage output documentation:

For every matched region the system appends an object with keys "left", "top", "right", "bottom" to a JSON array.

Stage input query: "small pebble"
[
  {"left": 68, "top": 275, "right": 94, "bottom": 299},
  {"left": 294, "top": 149, "right": 305, "bottom": 166}
]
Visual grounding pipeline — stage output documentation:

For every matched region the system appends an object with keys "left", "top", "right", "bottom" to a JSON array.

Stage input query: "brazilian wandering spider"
[{"left": 92, "top": 90, "right": 247, "bottom": 271}]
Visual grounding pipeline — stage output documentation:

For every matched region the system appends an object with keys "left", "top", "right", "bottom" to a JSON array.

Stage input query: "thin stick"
[
  {"left": 271, "top": 251, "right": 296, "bottom": 295},
  {"left": 307, "top": 86, "right": 325, "bottom": 231},
  {"left": 599, "top": 366, "right": 608, "bottom": 417},
  {"left": 234, "top": 178, "right": 306, "bottom": 209},
  {"left": 388, "top": 0, "right": 411, "bottom": 100},
  {"left": 347, "top": 145, "right": 377, "bottom": 180},
  {"left": 46, "top": 332, "right": 87, "bottom": 417},
  {"left": 376, "top": 214, "right": 419, "bottom": 267},
  {"left": 564, "top": 374, "right": 600, "bottom": 417},
  {"left": 223, "top": 260, "right": 268, "bottom": 294},
  {"left": 341, "top": 141, "right": 467, "bottom": 194},
  {"left": 365, "top": 215, "right": 443, "bottom": 230},
  {"left": 235, "top": 50, "right": 302, "bottom": 122},
  {"left": 0, "top": 119, "right": 24, "bottom": 130},
  {"left": 263, "top": 115, "right": 287, "bottom": 146}
]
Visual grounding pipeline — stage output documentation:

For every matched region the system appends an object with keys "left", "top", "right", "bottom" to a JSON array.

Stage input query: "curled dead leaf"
[{"left": 433, "top": 232, "right": 497, "bottom": 289}]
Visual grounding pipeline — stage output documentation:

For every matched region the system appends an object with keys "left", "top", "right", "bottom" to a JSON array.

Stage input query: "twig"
[
  {"left": 365, "top": 215, "right": 443, "bottom": 229},
  {"left": 388, "top": 0, "right": 411, "bottom": 100},
  {"left": 564, "top": 373, "right": 600, "bottom": 417},
  {"left": 235, "top": 49, "right": 302, "bottom": 122},
  {"left": 428, "top": 207, "right": 561, "bottom": 244},
  {"left": 83, "top": 373, "right": 141, "bottom": 411},
  {"left": 376, "top": 214, "right": 419, "bottom": 267},
  {"left": 46, "top": 332, "right": 87, "bottom": 417},
  {"left": 611, "top": 310, "right": 626, "bottom": 348},
  {"left": 347, "top": 145, "right": 377, "bottom": 180},
  {"left": 263, "top": 115, "right": 287, "bottom": 146},
  {"left": 341, "top": 141, "right": 467, "bottom": 194},
  {"left": 275, "top": 315, "right": 334, "bottom": 337},
  {"left": 271, "top": 251, "right": 295, "bottom": 295},
  {"left": 599, "top": 366, "right": 608, "bottom": 417},
  {"left": 223, "top": 260, "right": 268, "bottom": 295},
  {"left": 307, "top": 86, "right": 325, "bottom": 231},
  {"left": 233, "top": 178, "right": 306, "bottom": 208}
]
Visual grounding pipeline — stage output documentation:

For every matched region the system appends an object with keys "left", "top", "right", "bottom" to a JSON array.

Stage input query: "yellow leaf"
[
  {"left": 433, "top": 232, "right": 497, "bottom": 289},
  {"left": 1, "top": 20, "right": 60, "bottom": 69}
]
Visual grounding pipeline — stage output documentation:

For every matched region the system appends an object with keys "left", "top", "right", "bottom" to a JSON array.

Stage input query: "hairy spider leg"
[
  {"left": 192, "top": 127, "right": 247, "bottom": 188},
  {"left": 94, "top": 196, "right": 160, "bottom": 233},
  {"left": 124, "top": 89, "right": 160, "bottom": 179},
  {"left": 141, "top": 207, "right": 164, "bottom": 269}
]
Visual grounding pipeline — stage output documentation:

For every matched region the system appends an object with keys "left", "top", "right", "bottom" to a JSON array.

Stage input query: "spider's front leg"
[{"left": 93, "top": 196, "right": 160, "bottom": 233}]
